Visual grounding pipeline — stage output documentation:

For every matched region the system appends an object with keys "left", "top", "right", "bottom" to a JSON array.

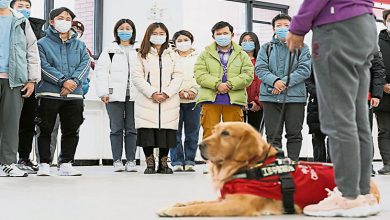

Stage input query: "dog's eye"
[{"left": 221, "top": 130, "right": 230, "bottom": 136}]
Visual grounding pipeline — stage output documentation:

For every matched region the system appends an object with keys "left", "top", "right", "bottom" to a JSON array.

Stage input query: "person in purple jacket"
[{"left": 286, "top": 0, "right": 379, "bottom": 217}]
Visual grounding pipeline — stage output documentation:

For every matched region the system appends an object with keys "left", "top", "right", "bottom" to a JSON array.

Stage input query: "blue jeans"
[
  {"left": 106, "top": 100, "right": 137, "bottom": 161},
  {"left": 171, "top": 103, "right": 200, "bottom": 166}
]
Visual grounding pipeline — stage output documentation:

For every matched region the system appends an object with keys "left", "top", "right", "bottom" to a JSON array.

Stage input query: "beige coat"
[
  {"left": 132, "top": 48, "right": 183, "bottom": 130},
  {"left": 175, "top": 49, "right": 199, "bottom": 104}
]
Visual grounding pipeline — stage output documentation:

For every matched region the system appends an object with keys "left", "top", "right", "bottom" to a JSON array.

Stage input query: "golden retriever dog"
[{"left": 158, "top": 122, "right": 380, "bottom": 217}]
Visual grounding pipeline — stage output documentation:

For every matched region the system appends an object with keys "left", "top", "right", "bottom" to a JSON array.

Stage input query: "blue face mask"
[
  {"left": 275, "top": 27, "right": 289, "bottom": 39},
  {"left": 0, "top": 0, "right": 11, "bottom": 8},
  {"left": 118, "top": 30, "right": 132, "bottom": 41},
  {"left": 241, "top": 41, "right": 255, "bottom": 52},
  {"left": 215, "top": 34, "right": 232, "bottom": 47},
  {"left": 17, "top": 9, "right": 31, "bottom": 19}
]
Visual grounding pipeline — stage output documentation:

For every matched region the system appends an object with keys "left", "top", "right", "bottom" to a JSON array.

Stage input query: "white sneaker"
[
  {"left": 364, "top": 194, "right": 381, "bottom": 216},
  {"left": 125, "top": 161, "right": 137, "bottom": 172},
  {"left": 113, "top": 160, "right": 125, "bottom": 172},
  {"left": 173, "top": 165, "right": 184, "bottom": 172},
  {"left": 58, "top": 163, "right": 82, "bottom": 176},
  {"left": 184, "top": 165, "right": 195, "bottom": 172},
  {"left": 37, "top": 163, "right": 51, "bottom": 176},
  {"left": 0, "top": 164, "right": 28, "bottom": 177},
  {"left": 303, "top": 188, "right": 371, "bottom": 217}
]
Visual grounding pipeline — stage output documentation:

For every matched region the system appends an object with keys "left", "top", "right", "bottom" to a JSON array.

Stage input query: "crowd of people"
[{"left": 0, "top": 0, "right": 389, "bottom": 190}]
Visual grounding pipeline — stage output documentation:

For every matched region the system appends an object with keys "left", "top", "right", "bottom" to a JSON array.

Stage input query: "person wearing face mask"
[
  {"left": 132, "top": 22, "right": 183, "bottom": 174},
  {"left": 35, "top": 7, "right": 90, "bottom": 177},
  {"left": 0, "top": 0, "right": 40, "bottom": 177},
  {"left": 169, "top": 30, "right": 200, "bottom": 172},
  {"left": 255, "top": 14, "right": 311, "bottom": 161},
  {"left": 95, "top": 18, "right": 138, "bottom": 172},
  {"left": 194, "top": 21, "right": 254, "bottom": 140},
  {"left": 10, "top": 0, "right": 46, "bottom": 174},
  {"left": 239, "top": 32, "right": 263, "bottom": 133},
  {"left": 374, "top": 9, "right": 390, "bottom": 175}
]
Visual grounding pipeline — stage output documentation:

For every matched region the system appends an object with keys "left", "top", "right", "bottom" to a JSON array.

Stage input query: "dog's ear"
[{"left": 232, "top": 129, "right": 263, "bottom": 162}]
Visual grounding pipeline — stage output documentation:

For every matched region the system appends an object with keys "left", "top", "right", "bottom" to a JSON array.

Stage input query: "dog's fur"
[{"left": 158, "top": 122, "right": 380, "bottom": 217}]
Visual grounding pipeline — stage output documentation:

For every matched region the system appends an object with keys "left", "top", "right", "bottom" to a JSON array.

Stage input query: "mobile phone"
[
  {"left": 247, "top": 103, "right": 253, "bottom": 109},
  {"left": 21, "top": 89, "right": 27, "bottom": 96}
]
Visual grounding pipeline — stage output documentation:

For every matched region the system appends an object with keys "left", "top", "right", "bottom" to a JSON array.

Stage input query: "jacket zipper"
[{"left": 159, "top": 55, "right": 162, "bottom": 130}]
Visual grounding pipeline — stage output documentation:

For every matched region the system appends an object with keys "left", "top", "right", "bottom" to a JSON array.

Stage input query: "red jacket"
[
  {"left": 246, "top": 59, "right": 262, "bottom": 108},
  {"left": 220, "top": 157, "right": 336, "bottom": 209}
]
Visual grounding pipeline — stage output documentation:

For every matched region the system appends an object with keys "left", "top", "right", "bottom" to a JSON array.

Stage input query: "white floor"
[{"left": 0, "top": 163, "right": 389, "bottom": 220}]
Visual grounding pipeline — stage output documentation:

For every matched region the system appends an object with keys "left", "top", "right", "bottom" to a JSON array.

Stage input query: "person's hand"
[
  {"left": 274, "top": 80, "right": 286, "bottom": 92},
  {"left": 152, "top": 92, "right": 166, "bottom": 103},
  {"left": 60, "top": 87, "right": 72, "bottom": 96},
  {"left": 384, "top": 84, "right": 390, "bottom": 94},
  {"left": 187, "top": 91, "right": 196, "bottom": 100},
  {"left": 179, "top": 90, "right": 187, "bottom": 99},
  {"left": 250, "top": 101, "right": 261, "bottom": 111},
  {"left": 272, "top": 88, "right": 281, "bottom": 95},
  {"left": 21, "top": 82, "right": 35, "bottom": 98},
  {"left": 286, "top": 32, "right": 305, "bottom": 53},
  {"left": 371, "top": 98, "right": 380, "bottom": 108},
  {"left": 63, "top": 80, "right": 77, "bottom": 92},
  {"left": 101, "top": 96, "right": 109, "bottom": 104},
  {"left": 217, "top": 83, "right": 230, "bottom": 94}
]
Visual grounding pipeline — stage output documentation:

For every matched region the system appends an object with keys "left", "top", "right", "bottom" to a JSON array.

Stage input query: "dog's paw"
[{"left": 157, "top": 207, "right": 181, "bottom": 217}]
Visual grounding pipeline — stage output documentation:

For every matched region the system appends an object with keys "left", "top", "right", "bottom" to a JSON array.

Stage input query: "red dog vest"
[{"left": 220, "top": 157, "right": 336, "bottom": 209}]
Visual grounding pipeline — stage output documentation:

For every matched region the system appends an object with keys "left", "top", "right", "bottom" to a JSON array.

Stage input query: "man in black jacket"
[
  {"left": 10, "top": 0, "right": 46, "bottom": 173},
  {"left": 375, "top": 9, "right": 390, "bottom": 175},
  {"left": 306, "top": 51, "right": 386, "bottom": 166}
]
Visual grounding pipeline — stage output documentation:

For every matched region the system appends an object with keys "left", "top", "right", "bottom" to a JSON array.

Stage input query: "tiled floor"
[{"left": 0, "top": 163, "right": 388, "bottom": 220}]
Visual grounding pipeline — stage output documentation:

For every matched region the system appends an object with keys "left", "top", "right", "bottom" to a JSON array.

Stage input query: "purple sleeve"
[{"left": 289, "top": 0, "right": 331, "bottom": 36}]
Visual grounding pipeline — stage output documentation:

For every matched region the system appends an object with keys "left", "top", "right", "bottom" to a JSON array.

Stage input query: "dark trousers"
[
  {"left": 262, "top": 102, "right": 305, "bottom": 161},
  {"left": 36, "top": 98, "right": 84, "bottom": 164},
  {"left": 244, "top": 109, "right": 264, "bottom": 133},
  {"left": 375, "top": 111, "right": 390, "bottom": 165},
  {"left": 171, "top": 103, "right": 200, "bottom": 166},
  {"left": 18, "top": 95, "right": 38, "bottom": 160},
  {"left": 312, "top": 131, "right": 331, "bottom": 162}
]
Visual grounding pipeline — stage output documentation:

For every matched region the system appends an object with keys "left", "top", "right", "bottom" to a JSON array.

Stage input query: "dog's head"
[{"left": 199, "top": 122, "right": 275, "bottom": 189}]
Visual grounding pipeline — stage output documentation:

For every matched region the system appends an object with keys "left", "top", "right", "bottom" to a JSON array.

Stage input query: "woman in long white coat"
[
  {"left": 95, "top": 19, "right": 138, "bottom": 172},
  {"left": 132, "top": 22, "right": 183, "bottom": 174}
]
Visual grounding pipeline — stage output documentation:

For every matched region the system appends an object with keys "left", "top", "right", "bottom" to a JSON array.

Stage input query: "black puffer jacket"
[
  {"left": 376, "top": 30, "right": 390, "bottom": 112},
  {"left": 29, "top": 17, "right": 46, "bottom": 40},
  {"left": 306, "top": 51, "right": 386, "bottom": 134}
]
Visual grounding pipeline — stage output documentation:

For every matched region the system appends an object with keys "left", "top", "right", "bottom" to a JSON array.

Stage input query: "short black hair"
[
  {"left": 113, "top": 18, "right": 137, "bottom": 45},
  {"left": 172, "top": 30, "right": 194, "bottom": 44},
  {"left": 10, "top": 0, "right": 31, "bottom": 8},
  {"left": 211, "top": 21, "right": 233, "bottom": 35},
  {"left": 272, "top": 13, "right": 291, "bottom": 28},
  {"left": 383, "top": 10, "right": 390, "bottom": 22},
  {"left": 49, "top": 7, "right": 76, "bottom": 20}
]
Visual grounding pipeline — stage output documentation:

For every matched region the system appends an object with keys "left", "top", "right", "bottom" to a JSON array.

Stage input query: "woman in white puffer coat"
[
  {"left": 95, "top": 19, "right": 138, "bottom": 172},
  {"left": 132, "top": 22, "right": 183, "bottom": 174}
]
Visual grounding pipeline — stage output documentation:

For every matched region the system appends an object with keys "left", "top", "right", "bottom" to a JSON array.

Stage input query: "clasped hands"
[{"left": 60, "top": 80, "right": 77, "bottom": 96}]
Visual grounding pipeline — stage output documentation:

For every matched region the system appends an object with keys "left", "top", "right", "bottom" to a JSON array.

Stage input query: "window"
[{"left": 30, "top": 0, "right": 45, "bottom": 19}]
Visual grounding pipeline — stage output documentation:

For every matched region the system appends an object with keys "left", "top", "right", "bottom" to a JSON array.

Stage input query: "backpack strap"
[{"left": 266, "top": 42, "right": 273, "bottom": 64}]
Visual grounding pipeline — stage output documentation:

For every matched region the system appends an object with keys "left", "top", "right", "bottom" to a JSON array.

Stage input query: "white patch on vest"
[
  {"left": 298, "top": 165, "right": 319, "bottom": 180},
  {"left": 330, "top": 6, "right": 335, "bottom": 14}
]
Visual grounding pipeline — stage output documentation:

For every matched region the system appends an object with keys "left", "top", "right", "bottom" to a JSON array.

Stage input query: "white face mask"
[
  {"left": 150, "top": 35, "right": 166, "bottom": 45},
  {"left": 54, "top": 20, "right": 72, "bottom": 33},
  {"left": 176, "top": 41, "right": 192, "bottom": 52}
]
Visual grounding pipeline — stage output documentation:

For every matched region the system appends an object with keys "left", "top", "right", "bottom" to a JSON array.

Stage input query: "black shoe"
[
  {"left": 144, "top": 155, "right": 156, "bottom": 174},
  {"left": 17, "top": 159, "right": 38, "bottom": 174},
  {"left": 157, "top": 156, "right": 173, "bottom": 174},
  {"left": 378, "top": 164, "right": 390, "bottom": 175}
]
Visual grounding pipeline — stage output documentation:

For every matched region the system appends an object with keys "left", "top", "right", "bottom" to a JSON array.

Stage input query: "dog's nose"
[
  {"left": 198, "top": 142, "right": 208, "bottom": 160},
  {"left": 198, "top": 142, "right": 207, "bottom": 151}
]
